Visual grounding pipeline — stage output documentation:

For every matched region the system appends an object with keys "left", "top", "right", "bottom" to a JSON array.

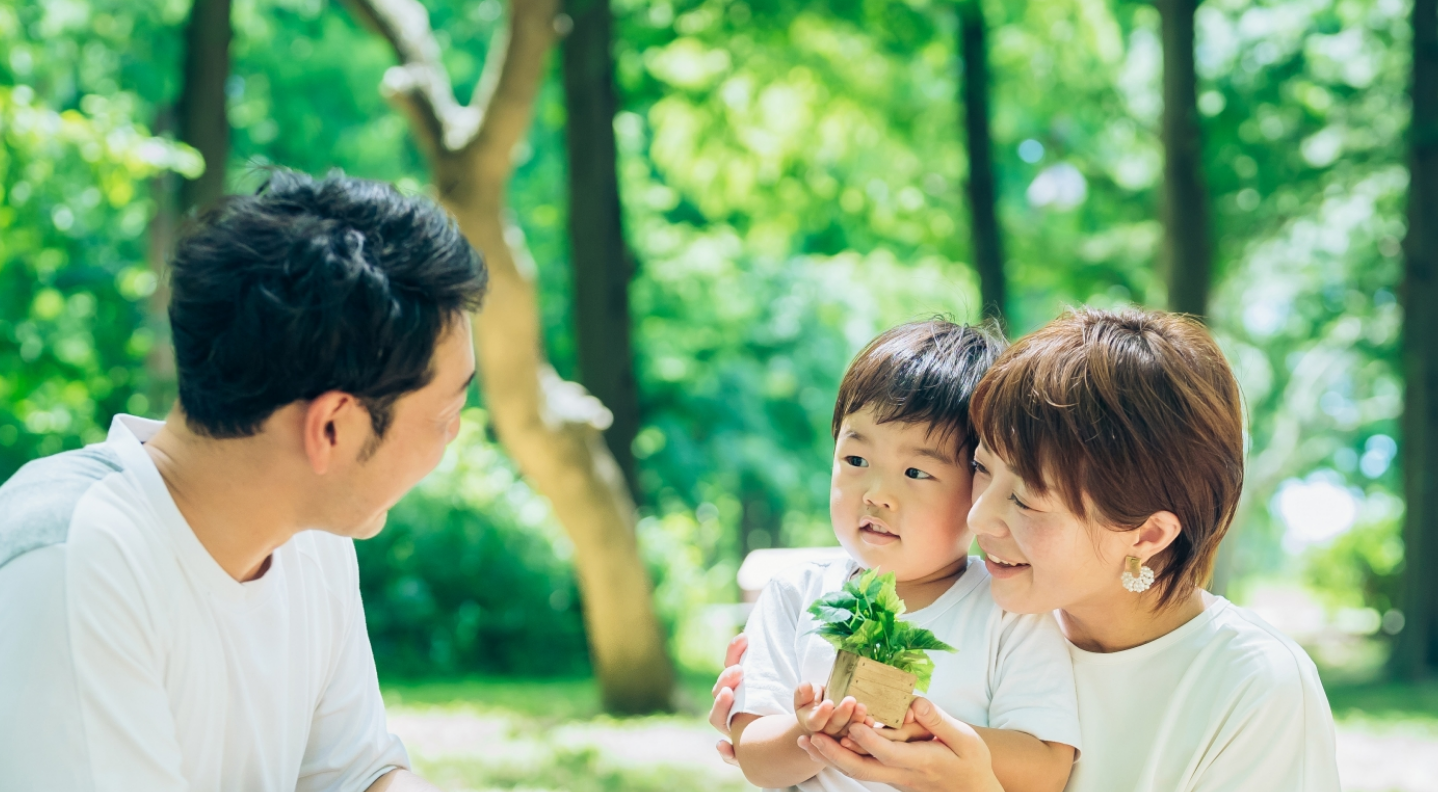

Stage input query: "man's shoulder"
[{"left": 0, "top": 444, "right": 130, "bottom": 571}]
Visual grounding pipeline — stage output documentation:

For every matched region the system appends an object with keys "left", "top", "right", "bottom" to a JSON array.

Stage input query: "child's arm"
[{"left": 732, "top": 682, "right": 871, "bottom": 788}]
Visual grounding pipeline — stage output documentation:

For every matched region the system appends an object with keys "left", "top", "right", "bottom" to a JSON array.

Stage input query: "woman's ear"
[{"left": 1130, "top": 511, "right": 1182, "bottom": 564}]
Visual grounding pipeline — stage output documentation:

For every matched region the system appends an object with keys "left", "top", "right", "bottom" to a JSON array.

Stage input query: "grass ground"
[
  {"left": 1325, "top": 678, "right": 1438, "bottom": 737},
  {"left": 382, "top": 674, "right": 1438, "bottom": 792},
  {"left": 381, "top": 674, "right": 754, "bottom": 792}
]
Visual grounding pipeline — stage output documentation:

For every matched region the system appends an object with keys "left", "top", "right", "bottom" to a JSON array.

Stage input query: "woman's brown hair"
[{"left": 970, "top": 308, "right": 1245, "bottom": 609}]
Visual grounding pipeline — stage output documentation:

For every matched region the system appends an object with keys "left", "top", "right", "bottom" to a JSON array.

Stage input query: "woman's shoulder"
[{"left": 1199, "top": 598, "right": 1326, "bottom": 698}]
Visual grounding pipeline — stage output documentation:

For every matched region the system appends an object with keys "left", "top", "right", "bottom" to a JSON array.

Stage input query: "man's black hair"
[{"left": 168, "top": 169, "right": 487, "bottom": 440}]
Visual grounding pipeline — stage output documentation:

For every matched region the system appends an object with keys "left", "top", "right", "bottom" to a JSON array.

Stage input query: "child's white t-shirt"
[{"left": 731, "top": 556, "right": 1082, "bottom": 792}]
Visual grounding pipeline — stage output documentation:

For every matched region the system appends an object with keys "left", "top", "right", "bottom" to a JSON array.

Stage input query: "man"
[{"left": 0, "top": 170, "right": 482, "bottom": 791}]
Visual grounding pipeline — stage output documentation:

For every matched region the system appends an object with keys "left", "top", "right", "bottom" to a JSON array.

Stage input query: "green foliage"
[
  {"left": 1303, "top": 491, "right": 1404, "bottom": 614},
  {"left": 0, "top": 0, "right": 1418, "bottom": 680},
  {"left": 356, "top": 410, "right": 590, "bottom": 677},
  {"left": 0, "top": 84, "right": 198, "bottom": 479},
  {"left": 807, "top": 568, "right": 954, "bottom": 692}
]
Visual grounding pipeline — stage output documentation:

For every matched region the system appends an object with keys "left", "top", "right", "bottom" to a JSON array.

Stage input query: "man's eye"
[
  {"left": 905, "top": 468, "right": 933, "bottom": 480},
  {"left": 844, "top": 455, "right": 868, "bottom": 468},
  {"left": 1009, "top": 493, "right": 1031, "bottom": 510}
]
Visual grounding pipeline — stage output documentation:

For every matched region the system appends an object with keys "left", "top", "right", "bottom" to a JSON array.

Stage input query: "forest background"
[{"left": 3, "top": 0, "right": 1438, "bottom": 778}]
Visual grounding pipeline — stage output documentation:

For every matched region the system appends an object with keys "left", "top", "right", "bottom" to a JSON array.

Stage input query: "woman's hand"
[
  {"left": 796, "top": 698, "right": 1003, "bottom": 792},
  {"left": 709, "top": 633, "right": 748, "bottom": 765}
]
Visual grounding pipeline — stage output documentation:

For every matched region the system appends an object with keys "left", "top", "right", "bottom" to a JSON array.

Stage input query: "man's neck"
[
  {"left": 1058, "top": 588, "right": 1209, "bottom": 653},
  {"left": 142, "top": 414, "right": 300, "bottom": 582}
]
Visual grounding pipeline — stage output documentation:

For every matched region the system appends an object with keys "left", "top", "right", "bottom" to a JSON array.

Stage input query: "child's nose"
[{"left": 863, "top": 480, "right": 896, "bottom": 511}]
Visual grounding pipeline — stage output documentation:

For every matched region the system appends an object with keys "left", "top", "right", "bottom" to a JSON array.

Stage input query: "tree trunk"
[
  {"left": 560, "top": 0, "right": 642, "bottom": 500},
  {"left": 958, "top": 0, "right": 1005, "bottom": 327},
  {"left": 148, "top": 0, "right": 233, "bottom": 409},
  {"left": 1157, "top": 0, "right": 1212, "bottom": 319},
  {"left": 1395, "top": 0, "right": 1438, "bottom": 680},
  {"left": 178, "top": 0, "right": 233, "bottom": 213},
  {"left": 343, "top": 0, "right": 675, "bottom": 712}
]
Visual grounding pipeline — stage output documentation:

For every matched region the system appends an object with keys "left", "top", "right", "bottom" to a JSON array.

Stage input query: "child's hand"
[{"left": 793, "top": 682, "right": 871, "bottom": 738}]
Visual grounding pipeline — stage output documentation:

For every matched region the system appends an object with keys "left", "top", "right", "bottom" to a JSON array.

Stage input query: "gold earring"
[{"left": 1122, "top": 556, "right": 1155, "bottom": 593}]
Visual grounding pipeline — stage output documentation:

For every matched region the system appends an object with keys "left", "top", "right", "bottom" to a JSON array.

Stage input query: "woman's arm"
[
  {"left": 708, "top": 634, "right": 747, "bottom": 765},
  {"left": 971, "top": 726, "right": 1073, "bottom": 792},
  {"left": 799, "top": 698, "right": 1005, "bottom": 792}
]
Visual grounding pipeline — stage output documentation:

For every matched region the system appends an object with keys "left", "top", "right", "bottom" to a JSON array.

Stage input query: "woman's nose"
[{"left": 968, "top": 485, "right": 1002, "bottom": 536}]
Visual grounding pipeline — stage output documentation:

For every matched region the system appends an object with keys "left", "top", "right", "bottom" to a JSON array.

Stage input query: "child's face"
[{"left": 829, "top": 407, "right": 974, "bottom": 582}]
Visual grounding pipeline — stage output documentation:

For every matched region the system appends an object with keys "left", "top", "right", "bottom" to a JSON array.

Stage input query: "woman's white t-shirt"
[
  {"left": 732, "top": 557, "right": 1082, "bottom": 792},
  {"left": 1066, "top": 595, "right": 1341, "bottom": 792}
]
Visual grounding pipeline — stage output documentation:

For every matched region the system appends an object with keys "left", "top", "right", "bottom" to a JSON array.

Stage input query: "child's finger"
[
  {"left": 804, "top": 699, "right": 836, "bottom": 733},
  {"left": 824, "top": 697, "right": 857, "bottom": 736},
  {"left": 793, "top": 681, "right": 820, "bottom": 710}
]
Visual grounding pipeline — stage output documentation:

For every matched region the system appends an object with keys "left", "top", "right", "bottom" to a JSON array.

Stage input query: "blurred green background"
[{"left": 3, "top": 0, "right": 1436, "bottom": 788}]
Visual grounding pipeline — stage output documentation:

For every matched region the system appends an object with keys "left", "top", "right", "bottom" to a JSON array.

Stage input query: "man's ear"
[
  {"left": 302, "top": 392, "right": 363, "bottom": 475},
  {"left": 1129, "top": 510, "right": 1182, "bottom": 566}
]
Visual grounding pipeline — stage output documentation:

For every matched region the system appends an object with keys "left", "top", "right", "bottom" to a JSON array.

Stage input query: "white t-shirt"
[
  {"left": 0, "top": 415, "right": 409, "bottom": 791},
  {"left": 732, "top": 556, "right": 1082, "bottom": 792},
  {"left": 1066, "top": 595, "right": 1341, "bottom": 792}
]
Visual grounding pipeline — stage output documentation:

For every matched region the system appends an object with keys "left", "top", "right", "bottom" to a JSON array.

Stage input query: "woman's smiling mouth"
[{"left": 983, "top": 549, "right": 1031, "bottom": 578}]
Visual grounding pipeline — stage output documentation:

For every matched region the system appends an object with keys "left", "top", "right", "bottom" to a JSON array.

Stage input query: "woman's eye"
[
  {"left": 905, "top": 468, "right": 933, "bottom": 480},
  {"left": 844, "top": 455, "right": 868, "bottom": 468},
  {"left": 970, "top": 459, "right": 988, "bottom": 476},
  {"left": 1009, "top": 493, "right": 1031, "bottom": 511}
]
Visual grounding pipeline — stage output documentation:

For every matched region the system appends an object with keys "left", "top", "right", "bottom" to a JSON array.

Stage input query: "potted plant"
[{"left": 807, "top": 568, "right": 956, "bottom": 729}]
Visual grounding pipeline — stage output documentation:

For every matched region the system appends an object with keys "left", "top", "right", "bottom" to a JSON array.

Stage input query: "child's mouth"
[{"left": 859, "top": 518, "right": 899, "bottom": 544}]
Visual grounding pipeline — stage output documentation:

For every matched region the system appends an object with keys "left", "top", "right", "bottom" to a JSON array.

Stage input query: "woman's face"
[{"left": 967, "top": 442, "right": 1136, "bottom": 615}]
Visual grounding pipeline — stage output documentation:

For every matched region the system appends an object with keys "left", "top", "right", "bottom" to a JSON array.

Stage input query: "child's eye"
[
  {"left": 844, "top": 455, "right": 868, "bottom": 468},
  {"left": 1009, "top": 493, "right": 1031, "bottom": 510},
  {"left": 905, "top": 468, "right": 933, "bottom": 480}
]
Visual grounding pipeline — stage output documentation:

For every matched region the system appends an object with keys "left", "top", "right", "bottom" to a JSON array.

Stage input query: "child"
[{"left": 728, "top": 319, "right": 1081, "bottom": 792}]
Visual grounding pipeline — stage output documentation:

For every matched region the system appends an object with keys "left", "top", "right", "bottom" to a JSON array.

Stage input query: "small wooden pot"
[{"left": 824, "top": 650, "right": 916, "bottom": 729}]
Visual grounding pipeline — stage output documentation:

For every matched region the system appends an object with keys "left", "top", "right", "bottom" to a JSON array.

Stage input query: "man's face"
[
  {"left": 829, "top": 407, "right": 974, "bottom": 582},
  {"left": 327, "top": 314, "right": 475, "bottom": 539}
]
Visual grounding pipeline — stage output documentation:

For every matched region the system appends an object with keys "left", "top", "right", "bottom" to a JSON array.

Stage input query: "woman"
[{"left": 711, "top": 308, "right": 1340, "bottom": 792}]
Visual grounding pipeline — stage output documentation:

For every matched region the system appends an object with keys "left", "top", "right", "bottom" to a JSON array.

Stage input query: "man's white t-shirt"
[
  {"left": 732, "top": 556, "right": 1082, "bottom": 792},
  {"left": 1066, "top": 595, "right": 1341, "bottom": 792},
  {"left": 0, "top": 415, "right": 409, "bottom": 791}
]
